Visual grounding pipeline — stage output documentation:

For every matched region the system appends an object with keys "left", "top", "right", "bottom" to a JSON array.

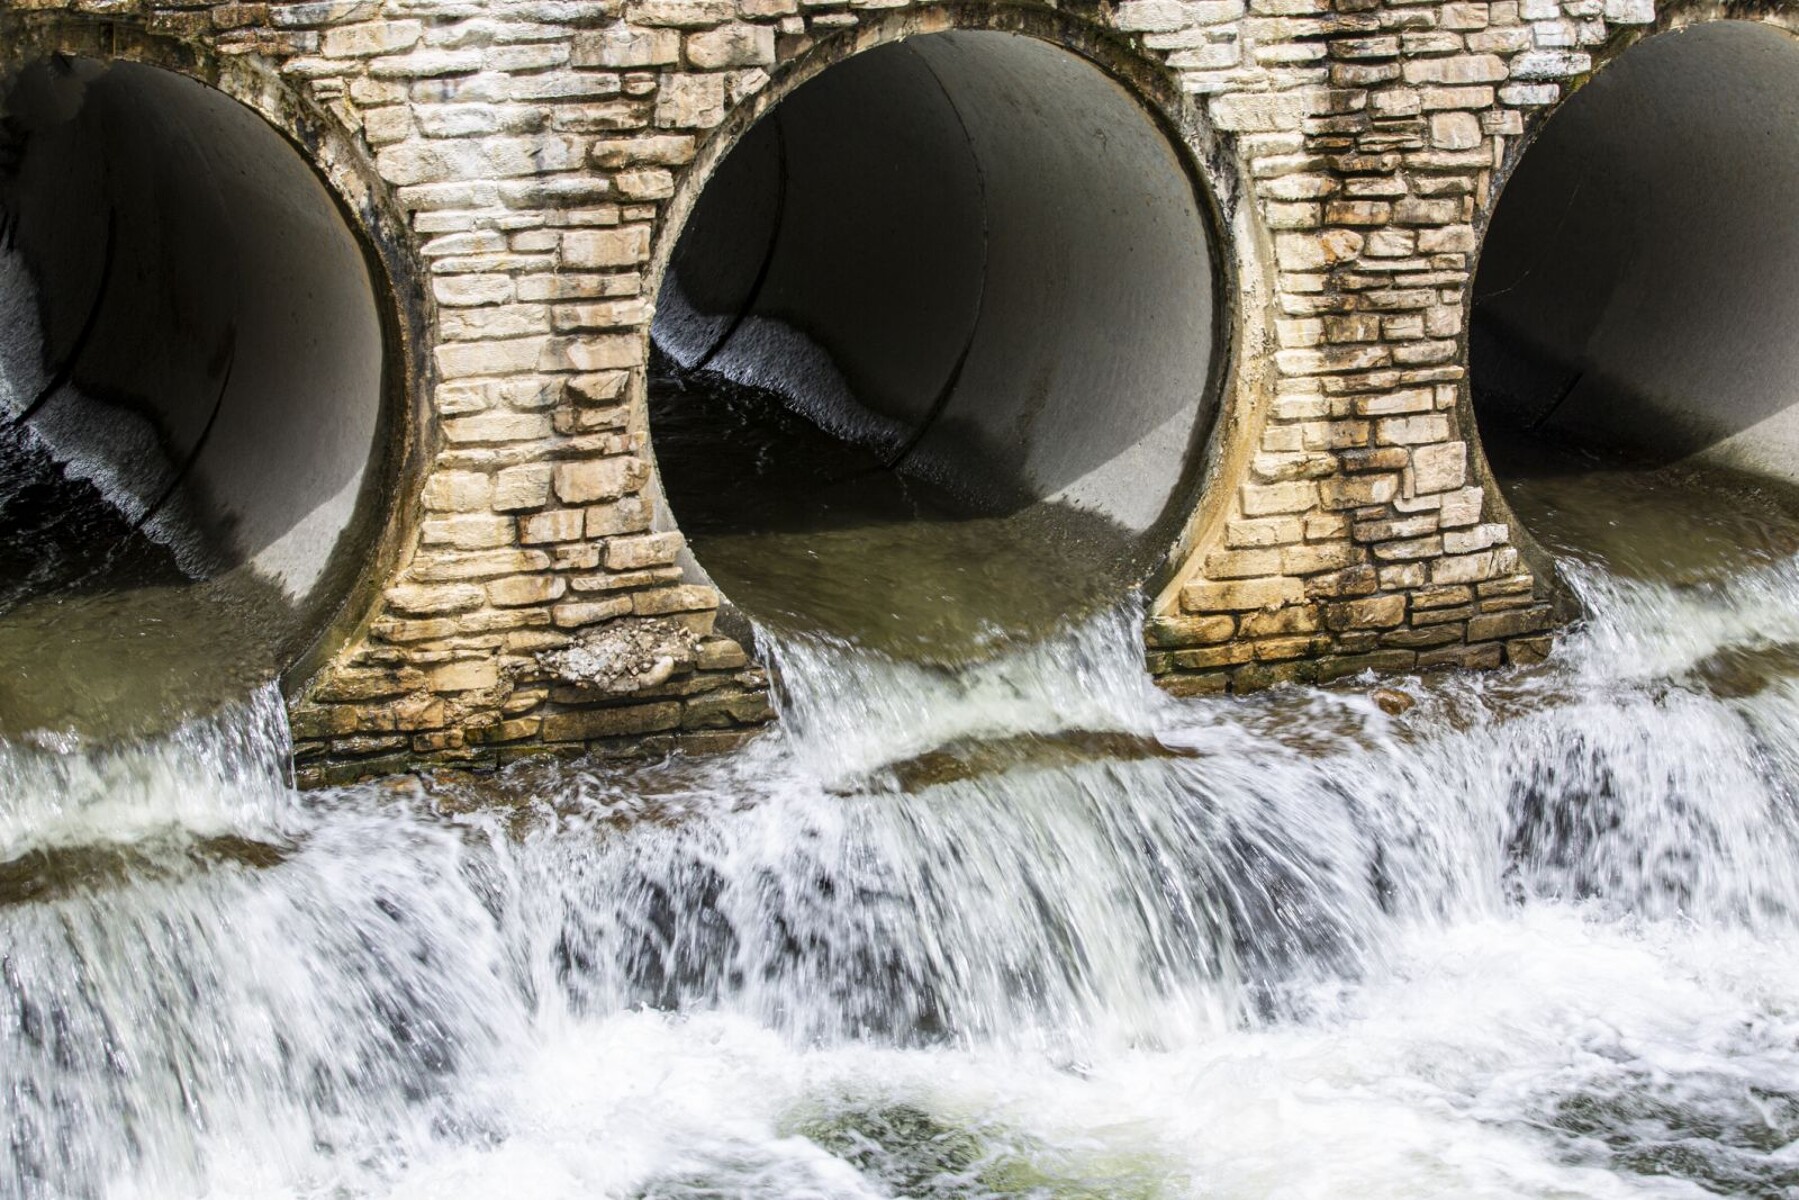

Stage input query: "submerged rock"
[{"left": 1372, "top": 687, "right": 1415, "bottom": 716}]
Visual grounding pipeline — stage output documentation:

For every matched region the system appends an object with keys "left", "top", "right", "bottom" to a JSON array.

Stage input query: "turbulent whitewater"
[{"left": 8, "top": 496, "right": 1799, "bottom": 1196}]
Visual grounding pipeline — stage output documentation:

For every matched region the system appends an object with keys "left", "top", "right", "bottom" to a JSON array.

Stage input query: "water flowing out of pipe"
[{"left": 8, "top": 459, "right": 1799, "bottom": 1197}]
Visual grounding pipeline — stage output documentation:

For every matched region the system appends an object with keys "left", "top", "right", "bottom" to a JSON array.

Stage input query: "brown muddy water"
[{"left": 648, "top": 356, "right": 1154, "bottom": 661}]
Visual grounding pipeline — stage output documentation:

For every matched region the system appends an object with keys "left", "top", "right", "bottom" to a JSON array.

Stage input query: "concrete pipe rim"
[
  {"left": 640, "top": 10, "right": 1239, "bottom": 656},
  {"left": 1463, "top": 15, "right": 1799, "bottom": 594},
  {"left": 0, "top": 26, "right": 429, "bottom": 734}
]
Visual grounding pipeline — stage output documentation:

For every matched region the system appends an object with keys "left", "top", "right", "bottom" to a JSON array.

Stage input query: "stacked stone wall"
[{"left": 0, "top": 0, "right": 1780, "bottom": 780}]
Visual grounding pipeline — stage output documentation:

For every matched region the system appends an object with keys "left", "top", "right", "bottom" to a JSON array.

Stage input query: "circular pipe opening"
[
  {"left": 1470, "top": 21, "right": 1799, "bottom": 569},
  {"left": 650, "top": 30, "right": 1220, "bottom": 656},
  {"left": 0, "top": 57, "right": 389, "bottom": 736}
]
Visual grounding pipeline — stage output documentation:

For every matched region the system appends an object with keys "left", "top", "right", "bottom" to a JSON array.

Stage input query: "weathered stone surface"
[
  {"left": 540, "top": 702, "right": 682, "bottom": 741},
  {"left": 654, "top": 73, "right": 727, "bottom": 128},
  {"left": 538, "top": 617, "right": 698, "bottom": 693},
  {"left": 554, "top": 456, "right": 649, "bottom": 503},
  {"left": 572, "top": 25, "right": 680, "bottom": 67},
  {"left": 686, "top": 23, "right": 775, "bottom": 68},
  {"left": 98, "top": 0, "right": 1627, "bottom": 772}
]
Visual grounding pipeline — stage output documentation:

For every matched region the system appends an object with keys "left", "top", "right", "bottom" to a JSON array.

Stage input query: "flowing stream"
[{"left": 8, "top": 450, "right": 1799, "bottom": 1198}]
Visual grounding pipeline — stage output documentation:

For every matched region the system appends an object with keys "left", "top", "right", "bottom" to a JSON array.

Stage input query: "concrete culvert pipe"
[
  {"left": 1472, "top": 21, "right": 1799, "bottom": 488},
  {"left": 0, "top": 56, "right": 387, "bottom": 735},
  {"left": 650, "top": 30, "right": 1220, "bottom": 654}
]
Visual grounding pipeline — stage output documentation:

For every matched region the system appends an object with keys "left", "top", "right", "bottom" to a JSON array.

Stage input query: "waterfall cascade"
[{"left": 6, "top": 457, "right": 1799, "bottom": 1197}]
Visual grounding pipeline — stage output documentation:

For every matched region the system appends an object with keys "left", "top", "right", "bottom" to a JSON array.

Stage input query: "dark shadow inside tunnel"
[
  {"left": 1472, "top": 22, "right": 1799, "bottom": 531},
  {"left": 0, "top": 56, "right": 388, "bottom": 737},
  {"left": 649, "top": 30, "right": 1219, "bottom": 657}
]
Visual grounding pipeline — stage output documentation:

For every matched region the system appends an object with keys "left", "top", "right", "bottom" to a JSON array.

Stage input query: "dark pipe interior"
[
  {"left": 650, "top": 31, "right": 1219, "bottom": 655},
  {"left": 0, "top": 57, "right": 386, "bottom": 736},
  {"left": 1473, "top": 22, "right": 1799, "bottom": 492}
]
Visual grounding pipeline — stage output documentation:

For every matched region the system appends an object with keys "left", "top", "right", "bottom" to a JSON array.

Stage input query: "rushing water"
[{"left": 8, "top": 450, "right": 1799, "bottom": 1198}]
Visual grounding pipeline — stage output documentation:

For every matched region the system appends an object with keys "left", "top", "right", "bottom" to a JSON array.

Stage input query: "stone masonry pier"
[{"left": 0, "top": 0, "right": 1792, "bottom": 782}]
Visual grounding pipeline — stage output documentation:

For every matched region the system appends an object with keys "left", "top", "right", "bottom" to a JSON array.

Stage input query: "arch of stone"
[{"left": 0, "top": 0, "right": 1783, "bottom": 781}]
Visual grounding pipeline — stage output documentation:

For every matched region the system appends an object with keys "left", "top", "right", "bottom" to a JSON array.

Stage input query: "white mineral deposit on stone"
[{"left": 539, "top": 617, "right": 699, "bottom": 693}]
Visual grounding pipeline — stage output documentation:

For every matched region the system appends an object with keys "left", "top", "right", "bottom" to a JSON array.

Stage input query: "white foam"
[{"left": 6, "top": 556, "right": 1799, "bottom": 1197}]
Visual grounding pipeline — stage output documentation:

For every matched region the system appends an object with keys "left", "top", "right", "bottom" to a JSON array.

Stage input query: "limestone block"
[
  {"left": 1181, "top": 576, "right": 1306, "bottom": 612},
  {"left": 1429, "top": 111, "right": 1481, "bottom": 149},
  {"left": 1410, "top": 441, "right": 1467, "bottom": 493},
  {"left": 520, "top": 509, "right": 587, "bottom": 544},
  {"left": 370, "top": 50, "right": 485, "bottom": 78},
  {"left": 1429, "top": 486, "right": 1479, "bottom": 528},
  {"left": 632, "top": 585, "right": 719, "bottom": 615},
  {"left": 555, "top": 100, "right": 654, "bottom": 132},
  {"left": 614, "top": 169, "right": 675, "bottom": 200},
  {"left": 412, "top": 550, "right": 553, "bottom": 582},
  {"left": 687, "top": 22, "right": 776, "bottom": 67},
  {"left": 1376, "top": 414, "right": 1451, "bottom": 445},
  {"left": 377, "top": 135, "right": 586, "bottom": 186},
  {"left": 433, "top": 275, "right": 515, "bottom": 307},
  {"left": 421, "top": 471, "right": 491, "bottom": 512},
  {"left": 590, "top": 134, "right": 697, "bottom": 167},
  {"left": 1237, "top": 605, "right": 1318, "bottom": 637},
  {"left": 269, "top": 1, "right": 379, "bottom": 27},
  {"left": 429, "top": 659, "right": 501, "bottom": 692},
  {"left": 1275, "top": 228, "right": 1364, "bottom": 270},
  {"left": 655, "top": 73, "right": 728, "bottom": 128},
  {"left": 423, "top": 514, "right": 516, "bottom": 549},
  {"left": 605, "top": 531, "right": 685, "bottom": 569},
  {"left": 1227, "top": 517, "right": 1305, "bottom": 548},
  {"left": 553, "top": 298, "right": 653, "bottom": 330},
  {"left": 626, "top": 0, "right": 735, "bottom": 27},
  {"left": 1443, "top": 524, "right": 1506, "bottom": 553},
  {"left": 563, "top": 226, "right": 652, "bottom": 268},
  {"left": 1282, "top": 541, "right": 1362, "bottom": 575},
  {"left": 1319, "top": 474, "right": 1399, "bottom": 509},
  {"left": 1498, "top": 82, "right": 1560, "bottom": 105},
  {"left": 494, "top": 464, "right": 555, "bottom": 511},
  {"left": 554, "top": 456, "right": 650, "bottom": 503},
  {"left": 1371, "top": 535, "right": 1443, "bottom": 561},
  {"left": 1418, "top": 85, "right": 1495, "bottom": 109},
  {"left": 1431, "top": 552, "right": 1497, "bottom": 584},
  {"left": 321, "top": 19, "right": 420, "bottom": 57},
  {"left": 1208, "top": 548, "right": 1283, "bottom": 578},
  {"left": 1325, "top": 593, "right": 1406, "bottom": 630},
  {"left": 1146, "top": 614, "right": 1237, "bottom": 645},
  {"left": 542, "top": 702, "right": 682, "bottom": 740},
  {"left": 440, "top": 305, "right": 552, "bottom": 341},
  {"left": 509, "top": 73, "right": 625, "bottom": 102},
  {"left": 551, "top": 598, "right": 636, "bottom": 628},
  {"left": 573, "top": 24, "right": 682, "bottom": 67},
  {"left": 1509, "top": 49, "right": 1590, "bottom": 78},
  {"left": 1357, "top": 388, "right": 1433, "bottom": 416},
  {"left": 1210, "top": 91, "right": 1313, "bottom": 133},
  {"left": 386, "top": 583, "right": 487, "bottom": 614},
  {"left": 587, "top": 497, "right": 653, "bottom": 536},
  {"left": 436, "top": 337, "right": 553, "bottom": 380},
  {"left": 443, "top": 412, "right": 556, "bottom": 444},
  {"left": 556, "top": 335, "right": 641, "bottom": 371},
  {"left": 488, "top": 575, "right": 568, "bottom": 607},
  {"left": 1241, "top": 481, "right": 1318, "bottom": 515}
]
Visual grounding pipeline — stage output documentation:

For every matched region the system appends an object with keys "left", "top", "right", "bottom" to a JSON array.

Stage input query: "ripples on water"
[{"left": 8, "top": 463, "right": 1799, "bottom": 1198}]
